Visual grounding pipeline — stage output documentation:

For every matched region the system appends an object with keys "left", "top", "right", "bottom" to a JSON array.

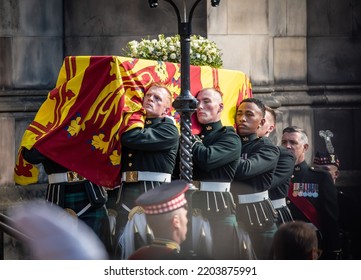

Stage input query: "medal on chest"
[{"left": 292, "top": 183, "right": 319, "bottom": 198}]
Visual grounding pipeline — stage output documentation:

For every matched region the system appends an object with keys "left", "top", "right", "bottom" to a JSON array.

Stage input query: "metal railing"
[{"left": 0, "top": 212, "right": 30, "bottom": 260}]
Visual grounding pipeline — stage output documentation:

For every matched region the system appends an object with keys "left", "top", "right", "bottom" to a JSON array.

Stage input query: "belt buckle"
[
  {"left": 67, "top": 171, "right": 84, "bottom": 182},
  {"left": 126, "top": 171, "right": 138, "bottom": 182}
]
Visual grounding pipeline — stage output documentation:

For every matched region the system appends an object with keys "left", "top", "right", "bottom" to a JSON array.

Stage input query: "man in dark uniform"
[
  {"left": 257, "top": 106, "right": 295, "bottom": 225},
  {"left": 128, "top": 180, "right": 190, "bottom": 260},
  {"left": 107, "top": 82, "right": 179, "bottom": 256},
  {"left": 281, "top": 126, "right": 341, "bottom": 259},
  {"left": 189, "top": 88, "right": 254, "bottom": 260},
  {"left": 312, "top": 132, "right": 360, "bottom": 259},
  {"left": 232, "top": 98, "right": 280, "bottom": 260}
]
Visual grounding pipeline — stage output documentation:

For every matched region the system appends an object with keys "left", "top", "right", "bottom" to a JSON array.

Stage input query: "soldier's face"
[
  {"left": 281, "top": 132, "right": 308, "bottom": 165},
  {"left": 196, "top": 89, "right": 223, "bottom": 124},
  {"left": 235, "top": 102, "right": 265, "bottom": 136},
  {"left": 143, "top": 86, "right": 171, "bottom": 118}
]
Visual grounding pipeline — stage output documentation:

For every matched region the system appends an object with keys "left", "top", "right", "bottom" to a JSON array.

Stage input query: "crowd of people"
[{"left": 12, "top": 82, "right": 344, "bottom": 260}]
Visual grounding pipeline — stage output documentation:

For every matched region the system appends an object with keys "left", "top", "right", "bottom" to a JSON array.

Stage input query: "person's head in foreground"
[
  {"left": 271, "top": 221, "right": 320, "bottom": 260},
  {"left": 9, "top": 200, "right": 108, "bottom": 260},
  {"left": 136, "top": 180, "right": 190, "bottom": 245}
]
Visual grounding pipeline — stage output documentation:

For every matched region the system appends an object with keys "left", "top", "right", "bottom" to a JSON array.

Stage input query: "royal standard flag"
[{"left": 14, "top": 56, "right": 252, "bottom": 188}]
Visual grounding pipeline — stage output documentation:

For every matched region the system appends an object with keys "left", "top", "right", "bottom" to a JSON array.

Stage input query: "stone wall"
[
  {"left": 1, "top": 0, "right": 361, "bottom": 258},
  {"left": 207, "top": 0, "right": 361, "bottom": 186}
]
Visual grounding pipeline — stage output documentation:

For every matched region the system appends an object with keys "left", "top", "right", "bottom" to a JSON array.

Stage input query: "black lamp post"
[{"left": 149, "top": 0, "right": 221, "bottom": 183}]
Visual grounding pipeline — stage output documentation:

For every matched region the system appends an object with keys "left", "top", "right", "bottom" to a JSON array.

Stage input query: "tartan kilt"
[
  {"left": 275, "top": 206, "right": 294, "bottom": 226},
  {"left": 236, "top": 199, "right": 278, "bottom": 232},
  {"left": 51, "top": 183, "right": 111, "bottom": 251}
]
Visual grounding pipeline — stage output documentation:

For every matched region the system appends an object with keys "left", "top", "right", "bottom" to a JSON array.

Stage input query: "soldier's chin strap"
[{"left": 288, "top": 182, "right": 321, "bottom": 229}]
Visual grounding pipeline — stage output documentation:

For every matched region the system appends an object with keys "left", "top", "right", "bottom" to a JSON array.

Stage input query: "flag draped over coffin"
[{"left": 14, "top": 56, "right": 252, "bottom": 188}]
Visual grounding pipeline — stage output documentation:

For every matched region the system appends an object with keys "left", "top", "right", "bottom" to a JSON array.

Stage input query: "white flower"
[
  {"left": 123, "top": 34, "right": 223, "bottom": 68},
  {"left": 129, "top": 40, "right": 138, "bottom": 47}
]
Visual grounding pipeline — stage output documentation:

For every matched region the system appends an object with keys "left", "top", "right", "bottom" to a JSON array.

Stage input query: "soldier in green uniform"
[
  {"left": 232, "top": 98, "right": 280, "bottom": 260},
  {"left": 257, "top": 106, "right": 295, "bottom": 225},
  {"left": 128, "top": 180, "right": 190, "bottom": 260},
  {"left": 107, "top": 82, "right": 179, "bottom": 257},
  {"left": 189, "top": 88, "right": 254, "bottom": 260},
  {"left": 281, "top": 126, "right": 341, "bottom": 259},
  {"left": 22, "top": 147, "right": 111, "bottom": 254}
]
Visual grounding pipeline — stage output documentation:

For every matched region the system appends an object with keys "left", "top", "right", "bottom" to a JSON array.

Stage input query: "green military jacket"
[
  {"left": 121, "top": 117, "right": 179, "bottom": 174},
  {"left": 232, "top": 133, "right": 280, "bottom": 196},
  {"left": 269, "top": 146, "right": 296, "bottom": 200},
  {"left": 192, "top": 121, "right": 242, "bottom": 181}
]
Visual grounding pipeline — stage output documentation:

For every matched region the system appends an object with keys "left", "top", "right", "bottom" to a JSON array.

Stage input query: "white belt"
[
  {"left": 48, "top": 172, "right": 86, "bottom": 184},
  {"left": 122, "top": 171, "right": 171, "bottom": 183},
  {"left": 271, "top": 198, "right": 287, "bottom": 209},
  {"left": 198, "top": 182, "right": 230, "bottom": 192},
  {"left": 238, "top": 190, "right": 269, "bottom": 204}
]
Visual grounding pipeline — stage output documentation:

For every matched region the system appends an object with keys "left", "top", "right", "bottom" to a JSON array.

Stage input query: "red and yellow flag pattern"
[{"left": 14, "top": 56, "right": 252, "bottom": 188}]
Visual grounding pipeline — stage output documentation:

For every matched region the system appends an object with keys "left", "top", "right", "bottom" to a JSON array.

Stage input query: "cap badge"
[
  {"left": 319, "top": 130, "right": 334, "bottom": 154},
  {"left": 330, "top": 154, "right": 336, "bottom": 163}
]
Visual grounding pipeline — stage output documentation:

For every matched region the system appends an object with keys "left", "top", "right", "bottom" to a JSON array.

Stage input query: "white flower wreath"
[{"left": 123, "top": 34, "right": 223, "bottom": 68}]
